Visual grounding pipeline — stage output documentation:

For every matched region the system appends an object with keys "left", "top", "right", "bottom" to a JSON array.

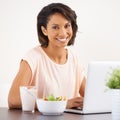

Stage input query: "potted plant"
[
  {"left": 106, "top": 67, "right": 120, "bottom": 120},
  {"left": 106, "top": 67, "right": 120, "bottom": 89}
]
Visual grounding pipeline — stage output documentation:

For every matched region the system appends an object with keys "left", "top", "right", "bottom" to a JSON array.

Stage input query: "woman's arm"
[
  {"left": 8, "top": 60, "right": 32, "bottom": 109},
  {"left": 66, "top": 78, "right": 86, "bottom": 109},
  {"left": 79, "top": 76, "right": 86, "bottom": 97}
]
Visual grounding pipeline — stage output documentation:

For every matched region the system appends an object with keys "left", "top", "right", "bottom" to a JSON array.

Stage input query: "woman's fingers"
[
  {"left": 72, "top": 97, "right": 83, "bottom": 107},
  {"left": 66, "top": 97, "right": 84, "bottom": 109}
]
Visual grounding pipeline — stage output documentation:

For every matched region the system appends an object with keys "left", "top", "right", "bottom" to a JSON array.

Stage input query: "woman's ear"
[{"left": 41, "top": 26, "right": 48, "bottom": 36}]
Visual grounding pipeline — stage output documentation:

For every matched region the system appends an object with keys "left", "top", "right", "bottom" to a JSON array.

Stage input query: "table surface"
[{"left": 0, "top": 108, "right": 112, "bottom": 120}]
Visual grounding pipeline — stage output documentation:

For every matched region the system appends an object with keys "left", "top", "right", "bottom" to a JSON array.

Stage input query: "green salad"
[{"left": 44, "top": 94, "right": 66, "bottom": 101}]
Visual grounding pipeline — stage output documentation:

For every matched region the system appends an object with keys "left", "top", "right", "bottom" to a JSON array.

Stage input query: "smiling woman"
[{"left": 8, "top": 3, "right": 86, "bottom": 110}]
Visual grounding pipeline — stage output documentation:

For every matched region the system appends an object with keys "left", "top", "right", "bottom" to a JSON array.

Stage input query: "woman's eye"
[
  {"left": 65, "top": 24, "right": 71, "bottom": 29},
  {"left": 52, "top": 26, "right": 59, "bottom": 30}
]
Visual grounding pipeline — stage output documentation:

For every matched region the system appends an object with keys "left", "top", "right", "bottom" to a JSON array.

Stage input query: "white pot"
[{"left": 111, "top": 89, "right": 120, "bottom": 120}]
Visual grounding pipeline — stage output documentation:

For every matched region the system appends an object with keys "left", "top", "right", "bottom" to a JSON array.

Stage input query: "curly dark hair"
[{"left": 37, "top": 3, "right": 78, "bottom": 47}]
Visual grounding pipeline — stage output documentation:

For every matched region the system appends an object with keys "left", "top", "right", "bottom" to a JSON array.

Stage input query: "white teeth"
[{"left": 57, "top": 38, "right": 67, "bottom": 42}]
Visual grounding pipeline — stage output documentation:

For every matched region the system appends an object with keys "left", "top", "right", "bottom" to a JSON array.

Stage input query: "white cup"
[{"left": 20, "top": 86, "right": 37, "bottom": 113}]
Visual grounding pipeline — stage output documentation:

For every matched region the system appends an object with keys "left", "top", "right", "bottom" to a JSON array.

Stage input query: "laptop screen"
[
  {"left": 83, "top": 61, "right": 116, "bottom": 113},
  {"left": 65, "top": 61, "right": 120, "bottom": 114}
]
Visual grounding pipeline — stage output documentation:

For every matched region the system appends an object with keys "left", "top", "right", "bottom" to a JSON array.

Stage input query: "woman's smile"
[{"left": 56, "top": 37, "right": 69, "bottom": 43}]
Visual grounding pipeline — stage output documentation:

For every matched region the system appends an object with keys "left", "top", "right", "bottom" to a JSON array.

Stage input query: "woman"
[{"left": 8, "top": 3, "right": 86, "bottom": 109}]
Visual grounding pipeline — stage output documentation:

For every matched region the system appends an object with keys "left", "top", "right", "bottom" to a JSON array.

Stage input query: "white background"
[{"left": 1, "top": 0, "right": 120, "bottom": 85}]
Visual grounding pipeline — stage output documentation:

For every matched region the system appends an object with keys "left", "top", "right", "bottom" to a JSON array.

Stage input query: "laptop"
[{"left": 65, "top": 61, "right": 120, "bottom": 114}]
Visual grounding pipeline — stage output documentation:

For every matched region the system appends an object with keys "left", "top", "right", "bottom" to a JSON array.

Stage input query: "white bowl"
[{"left": 36, "top": 99, "right": 67, "bottom": 115}]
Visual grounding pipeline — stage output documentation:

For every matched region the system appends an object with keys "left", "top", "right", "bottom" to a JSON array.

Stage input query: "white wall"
[{"left": 1, "top": 0, "right": 120, "bottom": 86}]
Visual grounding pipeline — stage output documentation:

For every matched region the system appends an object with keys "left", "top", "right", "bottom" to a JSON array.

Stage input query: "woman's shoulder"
[
  {"left": 67, "top": 46, "right": 84, "bottom": 67},
  {"left": 27, "top": 45, "right": 41, "bottom": 53},
  {"left": 22, "top": 45, "right": 43, "bottom": 72},
  {"left": 22, "top": 45, "right": 43, "bottom": 63},
  {"left": 24, "top": 45, "right": 42, "bottom": 56},
  {"left": 67, "top": 46, "right": 80, "bottom": 60}
]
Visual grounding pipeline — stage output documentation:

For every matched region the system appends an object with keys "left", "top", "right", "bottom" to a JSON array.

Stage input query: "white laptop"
[{"left": 65, "top": 61, "right": 120, "bottom": 114}]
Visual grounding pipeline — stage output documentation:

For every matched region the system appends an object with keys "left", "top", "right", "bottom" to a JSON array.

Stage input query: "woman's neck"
[{"left": 42, "top": 46, "right": 68, "bottom": 64}]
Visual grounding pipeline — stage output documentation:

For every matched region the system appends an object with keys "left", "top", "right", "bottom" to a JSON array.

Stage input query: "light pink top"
[{"left": 22, "top": 46, "right": 85, "bottom": 99}]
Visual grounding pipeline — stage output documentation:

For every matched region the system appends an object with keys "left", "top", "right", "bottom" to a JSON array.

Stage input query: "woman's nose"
[{"left": 58, "top": 28, "right": 67, "bottom": 36}]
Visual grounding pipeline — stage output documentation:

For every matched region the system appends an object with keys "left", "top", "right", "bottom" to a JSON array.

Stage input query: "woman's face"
[{"left": 41, "top": 13, "right": 73, "bottom": 48}]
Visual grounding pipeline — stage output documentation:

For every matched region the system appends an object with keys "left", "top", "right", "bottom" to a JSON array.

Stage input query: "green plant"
[{"left": 106, "top": 67, "right": 120, "bottom": 89}]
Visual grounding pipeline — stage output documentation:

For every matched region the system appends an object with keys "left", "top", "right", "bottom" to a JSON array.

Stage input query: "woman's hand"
[{"left": 66, "top": 97, "right": 83, "bottom": 109}]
